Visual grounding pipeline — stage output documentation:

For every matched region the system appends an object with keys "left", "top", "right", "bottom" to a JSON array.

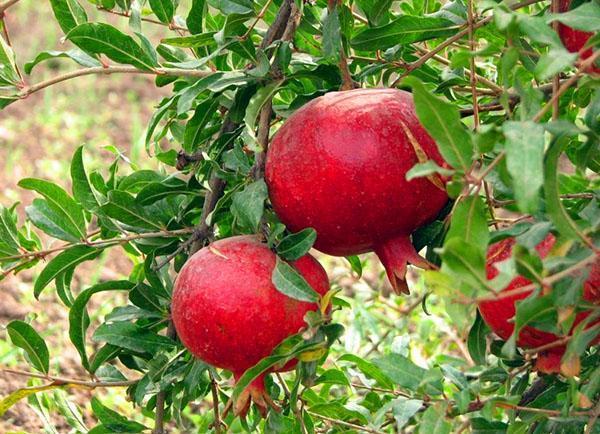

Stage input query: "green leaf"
[
  {"left": 548, "top": 1, "right": 600, "bottom": 32},
  {"left": 351, "top": 16, "right": 457, "bottom": 51},
  {"left": 7, "top": 320, "right": 50, "bottom": 374},
  {"left": 406, "top": 160, "right": 454, "bottom": 181},
  {"left": 233, "top": 338, "right": 323, "bottom": 402},
  {"left": 71, "top": 146, "right": 99, "bottom": 211},
  {"left": 355, "top": 0, "right": 393, "bottom": 26},
  {"left": 92, "top": 321, "right": 176, "bottom": 353},
  {"left": 277, "top": 228, "right": 317, "bottom": 261},
  {"left": 446, "top": 196, "right": 489, "bottom": 255},
  {"left": 149, "top": 0, "right": 174, "bottom": 24},
  {"left": 338, "top": 354, "right": 393, "bottom": 389},
  {"left": 0, "top": 206, "right": 20, "bottom": 254},
  {"left": 24, "top": 49, "right": 101, "bottom": 74},
  {"left": 468, "top": 311, "right": 489, "bottom": 365},
  {"left": 404, "top": 77, "right": 474, "bottom": 172},
  {"left": 19, "top": 178, "right": 86, "bottom": 239},
  {"left": 69, "top": 280, "right": 135, "bottom": 371},
  {"left": 315, "top": 369, "right": 350, "bottom": 386},
  {"left": 440, "top": 238, "right": 488, "bottom": 291},
  {"left": 243, "top": 80, "right": 282, "bottom": 151},
  {"left": 503, "top": 293, "right": 555, "bottom": 358},
  {"left": 272, "top": 257, "right": 320, "bottom": 303},
  {"left": 420, "top": 403, "right": 451, "bottom": 434},
  {"left": 161, "top": 32, "right": 216, "bottom": 48},
  {"left": 34, "top": 245, "right": 103, "bottom": 298},
  {"left": 322, "top": 6, "right": 341, "bottom": 61},
  {"left": 544, "top": 136, "right": 585, "bottom": 240},
  {"left": 25, "top": 199, "right": 80, "bottom": 242},
  {"left": 91, "top": 398, "right": 146, "bottom": 433},
  {"left": 0, "top": 384, "right": 65, "bottom": 417},
  {"left": 212, "top": 0, "right": 254, "bottom": 15},
  {"left": 183, "top": 98, "right": 220, "bottom": 151},
  {"left": 49, "top": 0, "right": 88, "bottom": 34},
  {"left": 373, "top": 353, "right": 426, "bottom": 391},
  {"left": 389, "top": 397, "right": 423, "bottom": 429},
  {"left": 0, "top": 34, "right": 20, "bottom": 85},
  {"left": 187, "top": 0, "right": 206, "bottom": 34},
  {"left": 100, "top": 190, "right": 163, "bottom": 230},
  {"left": 67, "top": 23, "right": 158, "bottom": 71},
  {"left": 230, "top": 179, "right": 268, "bottom": 231},
  {"left": 345, "top": 255, "right": 363, "bottom": 278},
  {"left": 503, "top": 121, "right": 544, "bottom": 214},
  {"left": 534, "top": 48, "right": 577, "bottom": 81}
]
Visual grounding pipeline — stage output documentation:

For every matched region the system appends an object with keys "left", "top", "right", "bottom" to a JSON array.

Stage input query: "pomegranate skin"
[
  {"left": 558, "top": 0, "right": 599, "bottom": 74},
  {"left": 265, "top": 88, "right": 449, "bottom": 293},
  {"left": 478, "top": 234, "right": 600, "bottom": 374},
  {"left": 171, "top": 235, "right": 329, "bottom": 415}
]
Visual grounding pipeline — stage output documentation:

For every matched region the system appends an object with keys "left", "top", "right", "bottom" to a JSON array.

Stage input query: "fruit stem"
[{"left": 374, "top": 235, "right": 436, "bottom": 295}]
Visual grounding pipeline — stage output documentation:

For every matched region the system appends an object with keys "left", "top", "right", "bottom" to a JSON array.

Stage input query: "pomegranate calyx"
[
  {"left": 374, "top": 235, "right": 435, "bottom": 295},
  {"left": 233, "top": 374, "right": 281, "bottom": 418}
]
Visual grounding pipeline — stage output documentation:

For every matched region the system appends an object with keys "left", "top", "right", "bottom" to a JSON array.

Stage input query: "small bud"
[{"left": 560, "top": 353, "right": 580, "bottom": 377}]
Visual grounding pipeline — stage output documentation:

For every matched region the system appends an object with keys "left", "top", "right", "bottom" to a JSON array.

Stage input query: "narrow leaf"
[
  {"left": 272, "top": 257, "right": 319, "bottom": 302},
  {"left": 7, "top": 320, "right": 50, "bottom": 374}
]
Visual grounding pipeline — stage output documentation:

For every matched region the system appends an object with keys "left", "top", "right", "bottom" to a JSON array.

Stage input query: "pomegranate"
[
  {"left": 558, "top": 0, "right": 599, "bottom": 74},
  {"left": 265, "top": 88, "right": 449, "bottom": 294},
  {"left": 171, "top": 235, "right": 329, "bottom": 416},
  {"left": 478, "top": 234, "right": 600, "bottom": 374}
]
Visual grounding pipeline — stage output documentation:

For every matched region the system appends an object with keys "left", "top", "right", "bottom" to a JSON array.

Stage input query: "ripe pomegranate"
[
  {"left": 558, "top": 0, "right": 599, "bottom": 74},
  {"left": 171, "top": 235, "right": 329, "bottom": 416},
  {"left": 265, "top": 89, "right": 449, "bottom": 294},
  {"left": 478, "top": 234, "right": 600, "bottom": 374}
]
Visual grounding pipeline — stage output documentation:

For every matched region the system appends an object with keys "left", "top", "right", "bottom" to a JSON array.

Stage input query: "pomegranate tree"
[
  {"left": 171, "top": 235, "right": 329, "bottom": 416},
  {"left": 265, "top": 88, "right": 449, "bottom": 294},
  {"left": 478, "top": 234, "right": 600, "bottom": 374},
  {"left": 558, "top": 0, "right": 600, "bottom": 74}
]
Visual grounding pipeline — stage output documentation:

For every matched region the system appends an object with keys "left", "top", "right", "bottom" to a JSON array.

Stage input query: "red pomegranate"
[
  {"left": 171, "top": 235, "right": 329, "bottom": 416},
  {"left": 478, "top": 234, "right": 600, "bottom": 374},
  {"left": 558, "top": 0, "right": 599, "bottom": 74},
  {"left": 265, "top": 89, "right": 449, "bottom": 294}
]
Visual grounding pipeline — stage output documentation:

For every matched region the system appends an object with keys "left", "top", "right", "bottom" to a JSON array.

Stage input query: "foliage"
[{"left": 0, "top": 0, "right": 599, "bottom": 432}]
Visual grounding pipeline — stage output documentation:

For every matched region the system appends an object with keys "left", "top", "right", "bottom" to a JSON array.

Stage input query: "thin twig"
[
  {"left": 392, "top": 0, "right": 546, "bottom": 86},
  {"left": 551, "top": 0, "right": 560, "bottom": 120},
  {"left": 0, "top": 0, "right": 20, "bottom": 14},
  {"left": 153, "top": 322, "right": 177, "bottom": 434},
  {"left": 97, "top": 6, "right": 188, "bottom": 32},
  {"left": 1, "top": 368, "right": 138, "bottom": 388},
  {"left": 250, "top": 0, "right": 300, "bottom": 181},
  {"left": 328, "top": 0, "right": 355, "bottom": 90},
  {"left": 242, "top": 0, "right": 276, "bottom": 41},
  {"left": 476, "top": 253, "right": 598, "bottom": 302},
  {"left": 308, "top": 411, "right": 387, "bottom": 434},
  {"left": 18, "top": 66, "right": 213, "bottom": 99},
  {"left": 209, "top": 371, "right": 224, "bottom": 434},
  {"left": 467, "top": 0, "right": 479, "bottom": 128},
  {"left": 0, "top": 228, "right": 194, "bottom": 263},
  {"left": 533, "top": 50, "right": 600, "bottom": 122},
  {"left": 585, "top": 402, "right": 600, "bottom": 434}
]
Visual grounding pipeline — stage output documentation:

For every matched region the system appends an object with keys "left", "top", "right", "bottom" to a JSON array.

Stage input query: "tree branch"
[
  {"left": 250, "top": 0, "right": 301, "bottom": 181},
  {"left": 0, "top": 0, "right": 20, "bottom": 14},
  {"left": 97, "top": 6, "right": 188, "bottom": 32},
  {"left": 153, "top": 322, "right": 177, "bottom": 434},
  {"left": 1, "top": 367, "right": 139, "bottom": 388},
  {"left": 475, "top": 253, "right": 598, "bottom": 302},
  {"left": 392, "top": 0, "right": 546, "bottom": 86},
  {"left": 0, "top": 228, "right": 194, "bottom": 263},
  {"left": 533, "top": 50, "right": 600, "bottom": 122},
  {"left": 18, "top": 66, "right": 214, "bottom": 99}
]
